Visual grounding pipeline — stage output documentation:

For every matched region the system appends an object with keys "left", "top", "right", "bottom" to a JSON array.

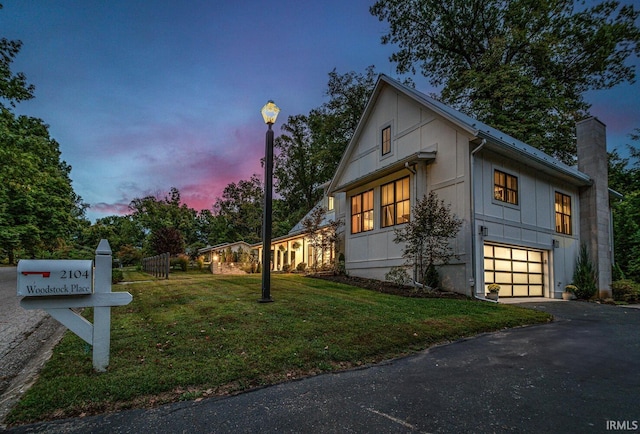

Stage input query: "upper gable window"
[
  {"left": 382, "top": 126, "right": 391, "bottom": 156},
  {"left": 494, "top": 170, "right": 518, "bottom": 205}
]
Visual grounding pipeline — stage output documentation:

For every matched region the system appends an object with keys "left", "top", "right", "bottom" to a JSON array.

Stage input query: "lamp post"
[{"left": 259, "top": 100, "right": 280, "bottom": 303}]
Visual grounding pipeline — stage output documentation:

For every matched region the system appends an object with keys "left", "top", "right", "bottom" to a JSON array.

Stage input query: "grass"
[{"left": 6, "top": 271, "right": 551, "bottom": 425}]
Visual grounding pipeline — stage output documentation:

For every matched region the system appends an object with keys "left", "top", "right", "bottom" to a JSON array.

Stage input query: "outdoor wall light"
[
  {"left": 479, "top": 225, "right": 489, "bottom": 237},
  {"left": 260, "top": 100, "right": 280, "bottom": 303}
]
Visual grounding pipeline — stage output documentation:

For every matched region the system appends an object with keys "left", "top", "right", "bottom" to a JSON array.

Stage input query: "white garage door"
[{"left": 483, "top": 244, "right": 544, "bottom": 297}]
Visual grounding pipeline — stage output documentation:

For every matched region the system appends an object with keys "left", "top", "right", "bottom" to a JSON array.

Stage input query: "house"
[
  {"left": 200, "top": 194, "right": 339, "bottom": 274},
  {"left": 198, "top": 241, "right": 253, "bottom": 273},
  {"left": 254, "top": 192, "right": 339, "bottom": 272},
  {"left": 327, "top": 74, "right": 614, "bottom": 299}
]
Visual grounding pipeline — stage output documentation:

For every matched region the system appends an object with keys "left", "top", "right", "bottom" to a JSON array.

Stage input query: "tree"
[
  {"left": 212, "top": 175, "right": 264, "bottom": 244},
  {"left": 0, "top": 8, "right": 35, "bottom": 108},
  {"left": 128, "top": 187, "right": 201, "bottom": 255},
  {"left": 80, "top": 215, "right": 144, "bottom": 254},
  {"left": 301, "top": 206, "right": 343, "bottom": 273},
  {"left": 392, "top": 192, "right": 463, "bottom": 288},
  {"left": 0, "top": 109, "right": 87, "bottom": 263},
  {"left": 273, "top": 67, "right": 378, "bottom": 228},
  {"left": 274, "top": 114, "right": 324, "bottom": 226},
  {"left": 609, "top": 131, "right": 640, "bottom": 282},
  {"left": 311, "top": 66, "right": 379, "bottom": 181},
  {"left": 116, "top": 244, "right": 143, "bottom": 266},
  {"left": 149, "top": 226, "right": 184, "bottom": 256},
  {"left": 0, "top": 11, "right": 87, "bottom": 263},
  {"left": 371, "top": 0, "right": 640, "bottom": 163},
  {"left": 573, "top": 243, "right": 598, "bottom": 299}
]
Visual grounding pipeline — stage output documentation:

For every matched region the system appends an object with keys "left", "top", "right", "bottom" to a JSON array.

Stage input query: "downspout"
[
  {"left": 404, "top": 162, "right": 420, "bottom": 286},
  {"left": 470, "top": 139, "right": 486, "bottom": 299}
]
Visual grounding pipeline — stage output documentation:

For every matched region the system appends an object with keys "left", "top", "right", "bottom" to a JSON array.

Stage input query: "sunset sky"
[{"left": 2, "top": 0, "right": 638, "bottom": 222}]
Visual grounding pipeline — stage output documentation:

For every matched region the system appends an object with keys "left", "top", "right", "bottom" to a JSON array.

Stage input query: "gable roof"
[
  {"left": 328, "top": 74, "right": 592, "bottom": 194},
  {"left": 198, "top": 241, "right": 252, "bottom": 254}
]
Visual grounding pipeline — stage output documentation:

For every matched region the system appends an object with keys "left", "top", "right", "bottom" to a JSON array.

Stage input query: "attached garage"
[{"left": 483, "top": 243, "right": 545, "bottom": 297}]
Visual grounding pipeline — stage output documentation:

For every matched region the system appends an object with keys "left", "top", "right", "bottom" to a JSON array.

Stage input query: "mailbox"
[{"left": 17, "top": 259, "right": 93, "bottom": 297}]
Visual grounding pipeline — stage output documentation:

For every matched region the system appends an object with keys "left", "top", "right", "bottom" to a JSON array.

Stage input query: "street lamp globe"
[{"left": 261, "top": 101, "right": 280, "bottom": 125}]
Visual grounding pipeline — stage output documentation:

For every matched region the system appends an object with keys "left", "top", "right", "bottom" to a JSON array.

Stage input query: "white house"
[
  {"left": 254, "top": 192, "right": 339, "bottom": 272},
  {"left": 328, "top": 74, "right": 615, "bottom": 299}
]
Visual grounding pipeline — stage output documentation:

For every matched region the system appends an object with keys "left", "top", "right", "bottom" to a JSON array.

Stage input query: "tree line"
[{"left": 1, "top": 1, "right": 639, "bottom": 282}]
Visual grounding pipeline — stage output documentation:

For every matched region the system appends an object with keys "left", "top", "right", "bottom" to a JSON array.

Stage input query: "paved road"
[
  {"left": 0, "top": 267, "right": 64, "bottom": 426},
  {"left": 5, "top": 299, "right": 639, "bottom": 433}
]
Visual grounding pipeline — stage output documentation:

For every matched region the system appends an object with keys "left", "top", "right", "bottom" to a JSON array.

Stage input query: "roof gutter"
[{"left": 477, "top": 131, "right": 592, "bottom": 187}]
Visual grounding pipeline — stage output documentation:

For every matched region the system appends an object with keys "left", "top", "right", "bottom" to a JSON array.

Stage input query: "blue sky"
[{"left": 2, "top": 0, "right": 638, "bottom": 222}]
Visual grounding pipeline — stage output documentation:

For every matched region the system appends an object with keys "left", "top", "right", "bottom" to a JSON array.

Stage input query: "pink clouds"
[
  {"left": 83, "top": 118, "right": 269, "bottom": 218},
  {"left": 91, "top": 202, "right": 131, "bottom": 217}
]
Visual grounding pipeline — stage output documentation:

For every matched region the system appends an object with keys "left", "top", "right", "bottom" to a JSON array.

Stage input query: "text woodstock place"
[{"left": 25, "top": 283, "right": 91, "bottom": 295}]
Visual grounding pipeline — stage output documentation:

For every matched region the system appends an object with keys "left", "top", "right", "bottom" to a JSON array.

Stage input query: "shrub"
[
  {"left": 385, "top": 266, "right": 412, "bottom": 285},
  {"left": 612, "top": 263, "right": 626, "bottom": 281},
  {"left": 611, "top": 279, "right": 640, "bottom": 303},
  {"left": 425, "top": 263, "right": 440, "bottom": 289},
  {"left": 170, "top": 254, "right": 189, "bottom": 272},
  {"left": 296, "top": 262, "right": 307, "bottom": 272},
  {"left": 337, "top": 253, "right": 346, "bottom": 275},
  {"left": 112, "top": 269, "right": 123, "bottom": 284},
  {"left": 573, "top": 243, "right": 598, "bottom": 299}
]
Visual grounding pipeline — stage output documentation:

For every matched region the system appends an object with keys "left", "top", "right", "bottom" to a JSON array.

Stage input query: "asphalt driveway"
[{"left": 6, "top": 300, "right": 640, "bottom": 433}]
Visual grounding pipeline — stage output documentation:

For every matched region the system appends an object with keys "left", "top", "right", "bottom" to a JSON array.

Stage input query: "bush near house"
[
  {"left": 611, "top": 280, "right": 640, "bottom": 303},
  {"left": 573, "top": 243, "right": 598, "bottom": 299}
]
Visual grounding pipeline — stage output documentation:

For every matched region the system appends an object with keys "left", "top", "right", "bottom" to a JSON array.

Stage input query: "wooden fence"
[{"left": 142, "top": 252, "right": 170, "bottom": 279}]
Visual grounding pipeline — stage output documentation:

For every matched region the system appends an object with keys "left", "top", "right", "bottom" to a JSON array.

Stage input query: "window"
[
  {"left": 351, "top": 190, "right": 374, "bottom": 234},
  {"left": 381, "top": 177, "right": 410, "bottom": 227},
  {"left": 494, "top": 170, "right": 518, "bottom": 205},
  {"left": 382, "top": 126, "right": 391, "bottom": 155},
  {"left": 328, "top": 196, "right": 334, "bottom": 211},
  {"left": 555, "top": 192, "right": 572, "bottom": 235}
]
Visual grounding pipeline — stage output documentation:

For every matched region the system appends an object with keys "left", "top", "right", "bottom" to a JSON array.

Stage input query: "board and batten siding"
[
  {"left": 473, "top": 150, "right": 581, "bottom": 297},
  {"left": 340, "top": 86, "right": 473, "bottom": 290}
]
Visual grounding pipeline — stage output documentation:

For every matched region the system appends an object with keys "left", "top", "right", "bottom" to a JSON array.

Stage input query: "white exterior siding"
[
  {"left": 329, "top": 75, "right": 608, "bottom": 299},
  {"left": 473, "top": 150, "right": 581, "bottom": 297},
  {"left": 337, "top": 85, "right": 473, "bottom": 289}
]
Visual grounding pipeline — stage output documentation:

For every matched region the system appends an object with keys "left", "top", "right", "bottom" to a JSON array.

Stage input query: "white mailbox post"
[{"left": 18, "top": 239, "right": 132, "bottom": 372}]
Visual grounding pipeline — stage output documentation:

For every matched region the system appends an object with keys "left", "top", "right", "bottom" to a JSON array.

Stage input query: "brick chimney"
[{"left": 576, "top": 117, "right": 612, "bottom": 298}]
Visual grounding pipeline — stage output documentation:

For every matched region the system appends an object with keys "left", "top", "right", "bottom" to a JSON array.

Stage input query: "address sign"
[{"left": 17, "top": 259, "right": 93, "bottom": 297}]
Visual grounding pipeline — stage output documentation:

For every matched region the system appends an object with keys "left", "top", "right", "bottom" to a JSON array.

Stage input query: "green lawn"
[{"left": 6, "top": 272, "right": 551, "bottom": 425}]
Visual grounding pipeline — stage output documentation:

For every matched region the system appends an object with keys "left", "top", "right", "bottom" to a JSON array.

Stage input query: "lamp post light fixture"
[{"left": 259, "top": 100, "right": 280, "bottom": 303}]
